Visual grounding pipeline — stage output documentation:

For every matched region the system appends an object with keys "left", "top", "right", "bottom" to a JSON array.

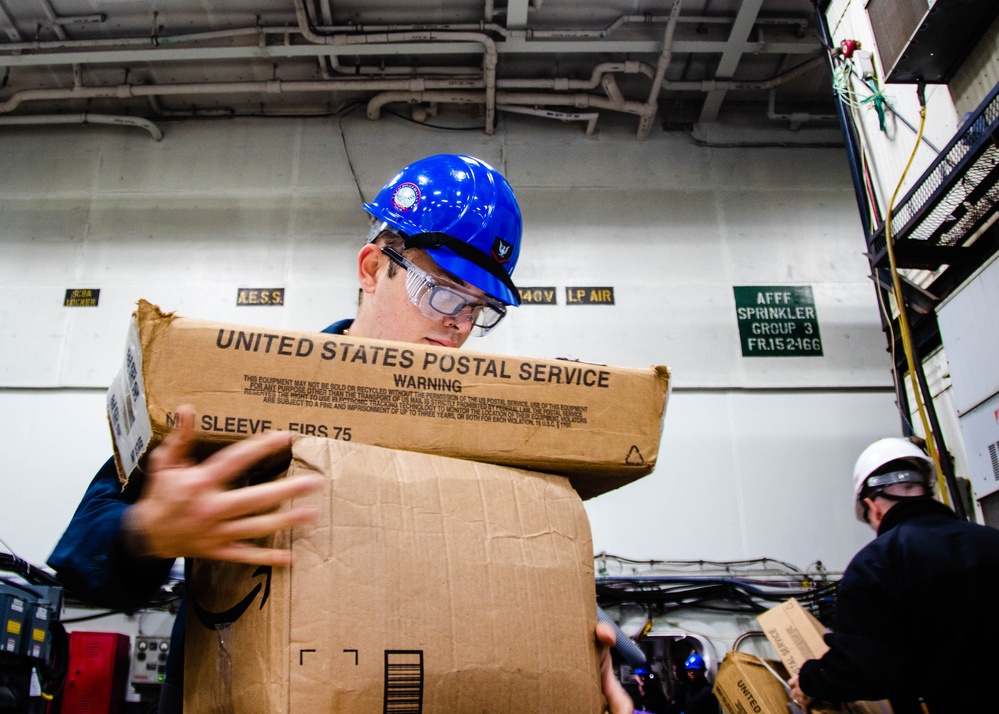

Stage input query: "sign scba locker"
[{"left": 734, "top": 286, "right": 823, "bottom": 357}]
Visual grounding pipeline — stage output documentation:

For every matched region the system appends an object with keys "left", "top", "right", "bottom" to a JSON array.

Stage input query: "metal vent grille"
[
  {"left": 980, "top": 489, "right": 999, "bottom": 530},
  {"left": 989, "top": 441, "right": 999, "bottom": 481},
  {"left": 866, "top": 0, "right": 927, "bottom": 81}
]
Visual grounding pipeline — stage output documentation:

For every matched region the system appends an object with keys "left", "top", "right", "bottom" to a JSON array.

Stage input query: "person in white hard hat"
[
  {"left": 850, "top": 436, "right": 937, "bottom": 527},
  {"left": 788, "top": 437, "right": 999, "bottom": 714}
]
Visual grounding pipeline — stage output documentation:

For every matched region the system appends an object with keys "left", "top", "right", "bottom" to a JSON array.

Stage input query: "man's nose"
[{"left": 442, "top": 312, "right": 475, "bottom": 333}]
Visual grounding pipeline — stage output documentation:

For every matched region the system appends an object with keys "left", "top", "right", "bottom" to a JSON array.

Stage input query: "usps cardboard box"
[
  {"left": 184, "top": 436, "right": 605, "bottom": 713},
  {"left": 108, "top": 301, "right": 671, "bottom": 499},
  {"left": 713, "top": 650, "right": 793, "bottom": 714},
  {"left": 756, "top": 599, "right": 893, "bottom": 714}
]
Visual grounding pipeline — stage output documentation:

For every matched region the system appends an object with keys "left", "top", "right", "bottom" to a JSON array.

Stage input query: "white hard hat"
[{"left": 852, "top": 437, "right": 933, "bottom": 522}]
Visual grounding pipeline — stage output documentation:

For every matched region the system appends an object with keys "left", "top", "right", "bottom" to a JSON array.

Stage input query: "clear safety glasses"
[{"left": 381, "top": 246, "right": 506, "bottom": 336}]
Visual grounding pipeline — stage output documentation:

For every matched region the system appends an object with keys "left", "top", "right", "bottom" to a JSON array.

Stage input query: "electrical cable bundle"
[{"left": 594, "top": 553, "right": 839, "bottom": 625}]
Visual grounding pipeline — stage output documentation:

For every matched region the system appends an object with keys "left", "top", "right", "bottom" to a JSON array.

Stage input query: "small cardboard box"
[
  {"left": 712, "top": 650, "right": 792, "bottom": 714},
  {"left": 756, "top": 599, "right": 893, "bottom": 714},
  {"left": 108, "top": 300, "right": 671, "bottom": 499},
  {"left": 184, "top": 436, "right": 605, "bottom": 713},
  {"left": 756, "top": 598, "right": 830, "bottom": 677}
]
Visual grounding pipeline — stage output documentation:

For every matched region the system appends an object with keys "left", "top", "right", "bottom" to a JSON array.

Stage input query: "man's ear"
[
  {"left": 864, "top": 496, "right": 889, "bottom": 529},
  {"left": 357, "top": 243, "right": 384, "bottom": 294}
]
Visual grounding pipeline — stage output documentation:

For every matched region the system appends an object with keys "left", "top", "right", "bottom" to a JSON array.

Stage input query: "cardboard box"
[
  {"left": 184, "top": 436, "right": 605, "bottom": 713},
  {"left": 756, "top": 599, "right": 893, "bottom": 714},
  {"left": 108, "top": 300, "right": 671, "bottom": 499},
  {"left": 756, "top": 598, "right": 830, "bottom": 677},
  {"left": 713, "top": 650, "right": 793, "bottom": 714}
]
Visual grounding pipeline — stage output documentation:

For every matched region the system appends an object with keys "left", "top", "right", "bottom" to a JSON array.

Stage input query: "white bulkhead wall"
[{"left": 0, "top": 113, "right": 900, "bottom": 578}]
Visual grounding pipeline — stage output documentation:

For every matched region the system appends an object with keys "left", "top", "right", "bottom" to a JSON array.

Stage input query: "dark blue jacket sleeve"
[{"left": 48, "top": 456, "right": 175, "bottom": 610}]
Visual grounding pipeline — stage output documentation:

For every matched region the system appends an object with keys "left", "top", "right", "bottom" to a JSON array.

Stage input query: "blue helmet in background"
[
  {"left": 364, "top": 154, "right": 523, "bottom": 306},
  {"left": 684, "top": 653, "right": 706, "bottom": 671}
]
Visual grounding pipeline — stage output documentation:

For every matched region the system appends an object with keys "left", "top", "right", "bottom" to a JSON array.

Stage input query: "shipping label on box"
[
  {"left": 185, "top": 436, "right": 605, "bottom": 713},
  {"left": 108, "top": 301, "right": 671, "bottom": 499}
]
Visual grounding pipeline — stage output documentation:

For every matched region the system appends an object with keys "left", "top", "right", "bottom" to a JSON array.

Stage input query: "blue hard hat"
[
  {"left": 364, "top": 154, "right": 523, "bottom": 306},
  {"left": 684, "top": 653, "right": 706, "bottom": 671}
]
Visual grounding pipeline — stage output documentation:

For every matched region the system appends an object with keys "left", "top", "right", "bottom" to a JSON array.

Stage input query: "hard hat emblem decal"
[
  {"left": 491, "top": 237, "right": 513, "bottom": 264},
  {"left": 392, "top": 183, "right": 421, "bottom": 212}
]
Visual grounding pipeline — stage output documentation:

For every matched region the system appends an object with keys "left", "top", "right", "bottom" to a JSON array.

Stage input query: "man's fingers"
[
  {"left": 206, "top": 541, "right": 295, "bottom": 567},
  {"left": 214, "top": 505, "right": 319, "bottom": 542},
  {"left": 595, "top": 622, "right": 634, "bottom": 714},
  {"left": 595, "top": 621, "right": 617, "bottom": 648},
  {"left": 148, "top": 404, "right": 200, "bottom": 471},
  {"left": 198, "top": 429, "right": 295, "bottom": 486},
  {"left": 209, "top": 474, "right": 324, "bottom": 520}
]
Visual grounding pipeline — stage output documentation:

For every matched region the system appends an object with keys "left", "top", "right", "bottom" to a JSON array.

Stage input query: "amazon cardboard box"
[
  {"left": 184, "top": 436, "right": 604, "bottom": 713},
  {"left": 107, "top": 300, "right": 671, "bottom": 499},
  {"left": 713, "top": 650, "right": 793, "bottom": 714},
  {"left": 756, "top": 599, "right": 893, "bottom": 714}
]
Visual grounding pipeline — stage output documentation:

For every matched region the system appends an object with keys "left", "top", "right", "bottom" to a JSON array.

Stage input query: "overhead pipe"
[
  {"left": 0, "top": 112, "right": 163, "bottom": 140},
  {"left": 301, "top": 0, "right": 479, "bottom": 82},
  {"left": 496, "top": 60, "right": 654, "bottom": 90},
  {"left": 527, "top": 12, "right": 810, "bottom": 39},
  {"left": 0, "top": 56, "right": 826, "bottom": 136},
  {"left": 338, "top": 32, "right": 498, "bottom": 134},
  {"left": 366, "top": 89, "right": 648, "bottom": 122},
  {"left": 0, "top": 25, "right": 274, "bottom": 51},
  {"left": 637, "top": 0, "right": 681, "bottom": 141},
  {"left": 659, "top": 55, "right": 826, "bottom": 92},
  {"left": 0, "top": 4, "right": 826, "bottom": 138},
  {"left": 322, "top": 52, "right": 481, "bottom": 78},
  {"left": 0, "top": 10, "right": 816, "bottom": 54},
  {"left": 497, "top": 104, "right": 599, "bottom": 136},
  {"left": 767, "top": 87, "right": 838, "bottom": 130},
  {"left": 294, "top": 1, "right": 498, "bottom": 133},
  {"left": 45, "top": 13, "right": 106, "bottom": 27},
  {"left": 0, "top": 76, "right": 484, "bottom": 114}
]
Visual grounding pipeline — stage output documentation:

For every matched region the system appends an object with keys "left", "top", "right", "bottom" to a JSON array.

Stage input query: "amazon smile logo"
[{"left": 191, "top": 565, "right": 272, "bottom": 629}]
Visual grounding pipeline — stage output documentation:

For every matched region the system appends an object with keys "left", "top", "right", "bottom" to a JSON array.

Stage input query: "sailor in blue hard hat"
[
  {"left": 347, "top": 154, "right": 523, "bottom": 348},
  {"left": 680, "top": 652, "right": 720, "bottom": 714},
  {"left": 683, "top": 653, "right": 706, "bottom": 671},
  {"left": 51, "top": 153, "right": 634, "bottom": 714}
]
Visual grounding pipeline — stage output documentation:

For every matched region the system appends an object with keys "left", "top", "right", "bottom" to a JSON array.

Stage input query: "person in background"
[
  {"left": 679, "top": 653, "right": 719, "bottom": 714},
  {"left": 789, "top": 437, "right": 999, "bottom": 714},
  {"left": 663, "top": 660, "right": 689, "bottom": 714},
  {"left": 631, "top": 664, "right": 671, "bottom": 713},
  {"left": 48, "top": 154, "right": 633, "bottom": 714}
]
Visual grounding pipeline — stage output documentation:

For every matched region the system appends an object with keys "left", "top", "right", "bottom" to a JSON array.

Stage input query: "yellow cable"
[{"left": 883, "top": 99, "right": 950, "bottom": 506}]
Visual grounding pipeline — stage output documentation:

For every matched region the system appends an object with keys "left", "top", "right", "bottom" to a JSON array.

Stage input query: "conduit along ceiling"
[{"left": 0, "top": 0, "right": 839, "bottom": 141}]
